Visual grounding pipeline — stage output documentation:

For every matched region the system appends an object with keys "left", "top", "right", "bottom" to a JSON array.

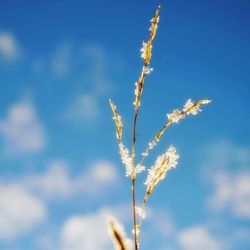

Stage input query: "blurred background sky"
[{"left": 0, "top": 0, "right": 249, "bottom": 249}]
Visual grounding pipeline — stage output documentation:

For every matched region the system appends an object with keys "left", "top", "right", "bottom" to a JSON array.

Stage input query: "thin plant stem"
[
  {"left": 131, "top": 89, "right": 139, "bottom": 250},
  {"left": 139, "top": 120, "right": 172, "bottom": 167},
  {"left": 130, "top": 6, "right": 161, "bottom": 249},
  {"left": 139, "top": 99, "right": 209, "bottom": 167},
  {"left": 137, "top": 195, "right": 148, "bottom": 245},
  {"left": 131, "top": 178, "right": 138, "bottom": 250}
]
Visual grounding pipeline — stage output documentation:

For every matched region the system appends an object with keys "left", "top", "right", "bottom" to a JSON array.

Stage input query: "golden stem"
[
  {"left": 137, "top": 194, "right": 149, "bottom": 245},
  {"left": 139, "top": 120, "right": 172, "bottom": 166},
  {"left": 132, "top": 178, "right": 138, "bottom": 250}
]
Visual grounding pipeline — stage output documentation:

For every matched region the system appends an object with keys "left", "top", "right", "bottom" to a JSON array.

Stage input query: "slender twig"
[
  {"left": 131, "top": 178, "right": 138, "bottom": 250},
  {"left": 137, "top": 195, "right": 148, "bottom": 244},
  {"left": 140, "top": 120, "right": 172, "bottom": 166},
  {"left": 130, "top": 6, "right": 161, "bottom": 250},
  {"left": 139, "top": 99, "right": 211, "bottom": 167},
  {"left": 108, "top": 5, "right": 211, "bottom": 250}
]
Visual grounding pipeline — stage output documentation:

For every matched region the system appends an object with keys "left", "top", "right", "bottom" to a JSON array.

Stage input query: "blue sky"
[{"left": 0, "top": 0, "right": 249, "bottom": 249}]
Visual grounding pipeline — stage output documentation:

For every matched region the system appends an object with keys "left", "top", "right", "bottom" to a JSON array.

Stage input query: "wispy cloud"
[
  {"left": 60, "top": 204, "right": 132, "bottom": 250},
  {"left": 0, "top": 100, "right": 46, "bottom": 157},
  {"left": 207, "top": 171, "right": 250, "bottom": 219},
  {"left": 202, "top": 140, "right": 250, "bottom": 219},
  {"left": 177, "top": 225, "right": 221, "bottom": 250},
  {"left": 51, "top": 42, "right": 71, "bottom": 77},
  {"left": 64, "top": 93, "right": 100, "bottom": 123},
  {"left": 0, "top": 32, "right": 21, "bottom": 62},
  {"left": 60, "top": 208, "right": 113, "bottom": 250},
  {"left": 0, "top": 160, "right": 119, "bottom": 242},
  {"left": 61, "top": 44, "right": 117, "bottom": 124},
  {"left": 2, "top": 160, "right": 119, "bottom": 200},
  {"left": 81, "top": 44, "right": 114, "bottom": 95},
  {"left": 0, "top": 184, "right": 47, "bottom": 241},
  {"left": 202, "top": 140, "right": 250, "bottom": 173}
]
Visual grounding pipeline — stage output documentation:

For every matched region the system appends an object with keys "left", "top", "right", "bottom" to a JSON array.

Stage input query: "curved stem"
[{"left": 139, "top": 120, "right": 172, "bottom": 167}]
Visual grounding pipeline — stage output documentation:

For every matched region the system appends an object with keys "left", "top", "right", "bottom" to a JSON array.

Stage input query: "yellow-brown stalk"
[{"left": 131, "top": 6, "right": 161, "bottom": 250}]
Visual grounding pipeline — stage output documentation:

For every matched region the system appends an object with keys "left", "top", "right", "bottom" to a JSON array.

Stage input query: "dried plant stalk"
[
  {"left": 130, "top": 6, "right": 161, "bottom": 250},
  {"left": 108, "top": 217, "right": 132, "bottom": 250},
  {"left": 108, "top": 5, "right": 211, "bottom": 250}
]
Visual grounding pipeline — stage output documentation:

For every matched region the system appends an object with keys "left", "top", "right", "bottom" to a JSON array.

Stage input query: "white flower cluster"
[
  {"left": 133, "top": 82, "right": 140, "bottom": 108},
  {"left": 140, "top": 41, "right": 151, "bottom": 60},
  {"left": 145, "top": 146, "right": 179, "bottom": 194},
  {"left": 119, "top": 143, "right": 133, "bottom": 177},
  {"left": 167, "top": 99, "right": 211, "bottom": 123},
  {"left": 144, "top": 66, "right": 153, "bottom": 75},
  {"left": 119, "top": 143, "right": 145, "bottom": 178},
  {"left": 132, "top": 225, "right": 140, "bottom": 237},
  {"left": 149, "top": 16, "right": 160, "bottom": 31},
  {"left": 109, "top": 99, "right": 123, "bottom": 141},
  {"left": 167, "top": 109, "right": 183, "bottom": 123},
  {"left": 135, "top": 164, "right": 145, "bottom": 175},
  {"left": 135, "top": 206, "right": 146, "bottom": 219},
  {"left": 183, "top": 99, "right": 199, "bottom": 115},
  {"left": 125, "top": 163, "right": 145, "bottom": 179},
  {"left": 113, "top": 113, "right": 123, "bottom": 138}
]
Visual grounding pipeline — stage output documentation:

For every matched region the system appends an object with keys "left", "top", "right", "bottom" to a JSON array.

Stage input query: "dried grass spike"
[
  {"left": 108, "top": 217, "right": 133, "bottom": 250},
  {"left": 183, "top": 99, "right": 211, "bottom": 115},
  {"left": 134, "top": 5, "right": 161, "bottom": 111},
  {"left": 109, "top": 98, "right": 123, "bottom": 142},
  {"left": 141, "top": 5, "right": 161, "bottom": 64},
  {"left": 145, "top": 146, "right": 179, "bottom": 195}
]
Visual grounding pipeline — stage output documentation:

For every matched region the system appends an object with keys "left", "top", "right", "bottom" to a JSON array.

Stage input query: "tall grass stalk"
[{"left": 108, "top": 5, "right": 211, "bottom": 250}]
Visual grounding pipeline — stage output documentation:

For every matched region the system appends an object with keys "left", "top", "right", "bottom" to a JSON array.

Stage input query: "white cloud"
[
  {"left": 81, "top": 45, "right": 114, "bottom": 95},
  {"left": 202, "top": 141, "right": 250, "bottom": 219},
  {"left": 207, "top": 171, "right": 250, "bottom": 218},
  {"left": 138, "top": 207, "right": 175, "bottom": 250},
  {"left": 23, "top": 161, "right": 72, "bottom": 199},
  {"left": 0, "top": 100, "right": 46, "bottom": 156},
  {"left": 64, "top": 93, "right": 100, "bottom": 123},
  {"left": 15, "top": 160, "right": 119, "bottom": 200},
  {"left": 177, "top": 225, "right": 221, "bottom": 250},
  {"left": 202, "top": 141, "right": 250, "bottom": 173},
  {"left": 0, "top": 32, "right": 21, "bottom": 62},
  {"left": 144, "top": 207, "right": 175, "bottom": 237},
  {"left": 62, "top": 44, "right": 116, "bottom": 124},
  {"left": 51, "top": 43, "right": 71, "bottom": 77},
  {"left": 75, "top": 161, "right": 119, "bottom": 195},
  {"left": 60, "top": 205, "right": 131, "bottom": 250},
  {"left": 0, "top": 184, "right": 47, "bottom": 241},
  {"left": 0, "top": 160, "right": 118, "bottom": 243},
  {"left": 60, "top": 210, "right": 111, "bottom": 250}
]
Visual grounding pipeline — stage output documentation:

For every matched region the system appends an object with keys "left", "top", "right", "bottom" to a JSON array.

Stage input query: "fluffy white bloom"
[
  {"left": 135, "top": 164, "right": 145, "bottom": 175},
  {"left": 144, "top": 66, "right": 153, "bottom": 74},
  {"left": 183, "top": 99, "right": 200, "bottom": 115},
  {"left": 145, "top": 146, "right": 179, "bottom": 194},
  {"left": 119, "top": 143, "right": 133, "bottom": 177},
  {"left": 148, "top": 139, "right": 159, "bottom": 150},
  {"left": 140, "top": 41, "right": 148, "bottom": 59},
  {"left": 109, "top": 99, "right": 123, "bottom": 141},
  {"left": 140, "top": 41, "right": 152, "bottom": 62},
  {"left": 135, "top": 206, "right": 146, "bottom": 219},
  {"left": 125, "top": 164, "right": 145, "bottom": 178},
  {"left": 133, "top": 82, "right": 141, "bottom": 107},
  {"left": 167, "top": 109, "right": 184, "bottom": 123},
  {"left": 132, "top": 224, "right": 140, "bottom": 237},
  {"left": 118, "top": 143, "right": 144, "bottom": 178},
  {"left": 183, "top": 99, "right": 211, "bottom": 115}
]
